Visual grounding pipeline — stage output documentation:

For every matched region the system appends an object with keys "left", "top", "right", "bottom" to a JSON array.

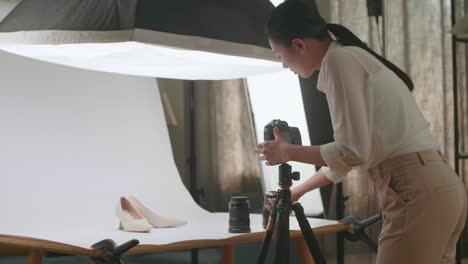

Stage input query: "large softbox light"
[{"left": 0, "top": 0, "right": 281, "bottom": 79}]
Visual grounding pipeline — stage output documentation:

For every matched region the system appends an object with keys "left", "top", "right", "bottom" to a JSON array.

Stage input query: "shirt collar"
[
  {"left": 325, "top": 39, "right": 341, "bottom": 56},
  {"left": 317, "top": 40, "right": 341, "bottom": 92}
]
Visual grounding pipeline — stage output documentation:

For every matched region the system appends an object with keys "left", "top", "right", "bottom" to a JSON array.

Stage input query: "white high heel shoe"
[
  {"left": 116, "top": 197, "right": 152, "bottom": 232},
  {"left": 127, "top": 196, "right": 187, "bottom": 228}
]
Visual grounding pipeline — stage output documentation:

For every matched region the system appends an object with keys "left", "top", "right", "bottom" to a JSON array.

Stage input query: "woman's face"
[{"left": 268, "top": 37, "right": 323, "bottom": 78}]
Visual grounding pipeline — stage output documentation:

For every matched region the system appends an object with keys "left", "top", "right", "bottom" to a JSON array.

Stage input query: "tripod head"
[{"left": 278, "top": 163, "right": 300, "bottom": 188}]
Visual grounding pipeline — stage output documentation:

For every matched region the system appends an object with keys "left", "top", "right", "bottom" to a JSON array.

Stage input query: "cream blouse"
[{"left": 317, "top": 41, "right": 438, "bottom": 183}]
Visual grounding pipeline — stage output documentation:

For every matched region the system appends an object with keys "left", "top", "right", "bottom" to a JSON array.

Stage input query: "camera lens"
[
  {"left": 263, "top": 191, "right": 278, "bottom": 229},
  {"left": 228, "top": 196, "right": 250, "bottom": 233}
]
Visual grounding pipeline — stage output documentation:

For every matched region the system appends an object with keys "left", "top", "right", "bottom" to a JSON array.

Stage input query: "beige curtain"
[
  {"left": 193, "top": 79, "right": 262, "bottom": 212},
  {"left": 323, "top": 0, "right": 465, "bottom": 259},
  {"left": 454, "top": 2, "right": 468, "bottom": 184},
  {"left": 158, "top": 78, "right": 262, "bottom": 212},
  {"left": 454, "top": 0, "right": 468, "bottom": 254}
]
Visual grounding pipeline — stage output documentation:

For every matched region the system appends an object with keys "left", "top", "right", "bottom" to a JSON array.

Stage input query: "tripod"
[{"left": 257, "top": 163, "right": 326, "bottom": 264}]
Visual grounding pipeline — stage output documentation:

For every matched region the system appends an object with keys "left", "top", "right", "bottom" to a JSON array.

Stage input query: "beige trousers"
[{"left": 369, "top": 150, "right": 467, "bottom": 264}]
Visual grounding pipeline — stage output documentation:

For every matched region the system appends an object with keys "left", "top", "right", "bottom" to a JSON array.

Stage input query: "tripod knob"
[{"left": 292, "top": 171, "right": 300, "bottom": 181}]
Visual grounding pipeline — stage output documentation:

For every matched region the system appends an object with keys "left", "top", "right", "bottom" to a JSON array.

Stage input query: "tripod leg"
[
  {"left": 257, "top": 201, "right": 277, "bottom": 264},
  {"left": 273, "top": 203, "right": 290, "bottom": 264},
  {"left": 292, "top": 203, "right": 326, "bottom": 264}
]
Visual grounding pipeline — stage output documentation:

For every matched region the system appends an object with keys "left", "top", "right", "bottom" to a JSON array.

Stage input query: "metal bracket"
[{"left": 340, "top": 215, "right": 381, "bottom": 252}]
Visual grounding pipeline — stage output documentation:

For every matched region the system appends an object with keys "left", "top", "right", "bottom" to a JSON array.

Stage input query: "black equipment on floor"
[
  {"left": 340, "top": 215, "right": 381, "bottom": 252},
  {"left": 90, "top": 239, "right": 139, "bottom": 264}
]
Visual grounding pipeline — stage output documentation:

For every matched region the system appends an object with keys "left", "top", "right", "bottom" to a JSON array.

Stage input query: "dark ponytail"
[
  {"left": 326, "top": 24, "right": 414, "bottom": 91},
  {"left": 267, "top": 0, "right": 414, "bottom": 91}
]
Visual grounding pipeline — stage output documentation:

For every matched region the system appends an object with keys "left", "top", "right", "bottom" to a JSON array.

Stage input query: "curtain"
[
  {"left": 454, "top": 0, "right": 468, "bottom": 254},
  {"left": 158, "top": 78, "right": 262, "bottom": 213},
  {"left": 193, "top": 79, "right": 263, "bottom": 212}
]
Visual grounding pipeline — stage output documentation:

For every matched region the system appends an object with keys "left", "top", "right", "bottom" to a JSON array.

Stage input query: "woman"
[{"left": 255, "top": 1, "right": 467, "bottom": 263}]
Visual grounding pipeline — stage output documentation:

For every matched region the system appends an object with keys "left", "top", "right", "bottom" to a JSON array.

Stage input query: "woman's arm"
[
  {"left": 287, "top": 144, "right": 327, "bottom": 167},
  {"left": 266, "top": 169, "right": 332, "bottom": 207},
  {"left": 291, "top": 169, "right": 332, "bottom": 202}
]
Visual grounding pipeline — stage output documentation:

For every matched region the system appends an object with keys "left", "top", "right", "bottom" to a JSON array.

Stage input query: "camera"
[{"left": 263, "top": 119, "right": 302, "bottom": 146}]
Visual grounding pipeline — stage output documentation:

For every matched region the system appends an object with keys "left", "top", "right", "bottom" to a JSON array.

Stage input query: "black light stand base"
[
  {"left": 340, "top": 215, "right": 381, "bottom": 252},
  {"left": 90, "top": 239, "right": 139, "bottom": 264}
]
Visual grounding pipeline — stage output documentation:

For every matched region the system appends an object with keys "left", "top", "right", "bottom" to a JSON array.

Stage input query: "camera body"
[{"left": 263, "top": 119, "right": 302, "bottom": 146}]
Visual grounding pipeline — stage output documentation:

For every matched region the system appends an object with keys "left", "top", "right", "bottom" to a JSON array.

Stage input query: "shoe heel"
[{"left": 116, "top": 197, "right": 152, "bottom": 233}]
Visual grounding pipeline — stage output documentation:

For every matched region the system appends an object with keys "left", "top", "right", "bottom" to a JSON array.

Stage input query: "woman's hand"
[
  {"left": 255, "top": 126, "right": 290, "bottom": 165},
  {"left": 264, "top": 187, "right": 305, "bottom": 213}
]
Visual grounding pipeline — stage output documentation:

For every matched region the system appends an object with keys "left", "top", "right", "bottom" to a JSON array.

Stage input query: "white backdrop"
[
  {"left": 0, "top": 51, "right": 337, "bottom": 249},
  {"left": 0, "top": 50, "right": 207, "bottom": 245}
]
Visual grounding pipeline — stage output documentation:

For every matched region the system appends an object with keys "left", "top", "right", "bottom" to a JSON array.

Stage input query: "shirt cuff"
[
  {"left": 320, "top": 166, "right": 347, "bottom": 183},
  {"left": 320, "top": 142, "right": 352, "bottom": 183}
]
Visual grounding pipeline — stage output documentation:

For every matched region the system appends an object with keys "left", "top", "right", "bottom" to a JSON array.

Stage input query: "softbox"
[{"left": 0, "top": 0, "right": 281, "bottom": 79}]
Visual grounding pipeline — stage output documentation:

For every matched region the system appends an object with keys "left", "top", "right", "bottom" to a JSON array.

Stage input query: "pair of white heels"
[{"left": 116, "top": 196, "right": 187, "bottom": 233}]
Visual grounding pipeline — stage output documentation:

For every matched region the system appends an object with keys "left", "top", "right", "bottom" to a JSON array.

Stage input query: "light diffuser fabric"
[{"left": 0, "top": 0, "right": 280, "bottom": 79}]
